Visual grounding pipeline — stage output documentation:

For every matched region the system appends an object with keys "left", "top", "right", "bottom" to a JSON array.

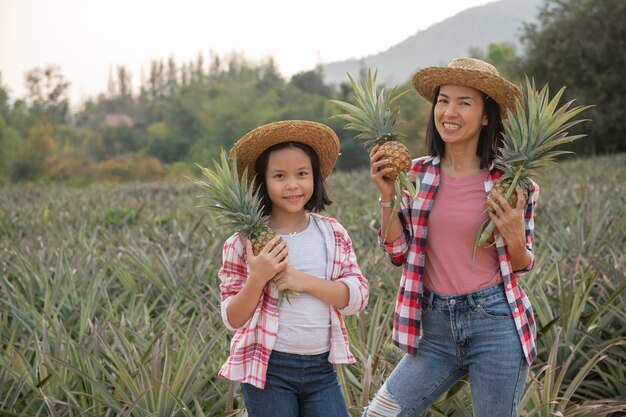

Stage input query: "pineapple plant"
[
  {"left": 476, "top": 77, "right": 593, "bottom": 247},
  {"left": 189, "top": 150, "right": 280, "bottom": 256},
  {"left": 330, "top": 69, "right": 417, "bottom": 199},
  {"left": 331, "top": 69, "right": 419, "bottom": 240}
]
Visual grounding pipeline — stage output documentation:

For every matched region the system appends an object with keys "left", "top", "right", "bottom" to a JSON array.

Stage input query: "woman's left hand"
[{"left": 487, "top": 186, "right": 526, "bottom": 248}]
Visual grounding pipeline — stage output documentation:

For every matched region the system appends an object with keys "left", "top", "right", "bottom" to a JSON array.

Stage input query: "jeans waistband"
[
  {"left": 270, "top": 350, "right": 330, "bottom": 365},
  {"left": 423, "top": 282, "right": 507, "bottom": 309}
]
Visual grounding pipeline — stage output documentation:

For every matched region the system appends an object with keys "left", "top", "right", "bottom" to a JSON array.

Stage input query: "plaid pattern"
[
  {"left": 218, "top": 213, "right": 369, "bottom": 389},
  {"left": 379, "top": 156, "right": 539, "bottom": 365}
]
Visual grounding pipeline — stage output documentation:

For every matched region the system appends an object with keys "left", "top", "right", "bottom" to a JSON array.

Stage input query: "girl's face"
[
  {"left": 265, "top": 147, "right": 314, "bottom": 218},
  {"left": 434, "top": 84, "right": 488, "bottom": 148}
]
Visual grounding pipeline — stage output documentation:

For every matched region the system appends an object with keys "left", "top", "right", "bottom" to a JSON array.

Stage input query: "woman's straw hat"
[
  {"left": 229, "top": 120, "right": 340, "bottom": 181},
  {"left": 412, "top": 57, "right": 522, "bottom": 119}
]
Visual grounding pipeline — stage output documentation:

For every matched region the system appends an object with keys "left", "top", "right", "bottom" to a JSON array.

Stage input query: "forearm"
[
  {"left": 507, "top": 237, "right": 532, "bottom": 271},
  {"left": 225, "top": 280, "right": 265, "bottom": 328},
  {"left": 302, "top": 274, "right": 350, "bottom": 309},
  {"left": 380, "top": 206, "right": 404, "bottom": 243}
]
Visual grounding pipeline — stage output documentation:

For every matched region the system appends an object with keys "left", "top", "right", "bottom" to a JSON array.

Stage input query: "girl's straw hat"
[
  {"left": 229, "top": 120, "right": 340, "bottom": 181},
  {"left": 412, "top": 57, "right": 522, "bottom": 119}
]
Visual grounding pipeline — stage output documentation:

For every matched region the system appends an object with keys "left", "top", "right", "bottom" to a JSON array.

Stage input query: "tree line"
[{"left": 0, "top": 0, "right": 623, "bottom": 184}]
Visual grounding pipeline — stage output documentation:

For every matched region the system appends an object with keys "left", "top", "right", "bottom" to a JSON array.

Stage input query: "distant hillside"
[{"left": 321, "top": 0, "right": 543, "bottom": 86}]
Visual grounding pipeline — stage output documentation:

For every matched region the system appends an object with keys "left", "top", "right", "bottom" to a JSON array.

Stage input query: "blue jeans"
[
  {"left": 241, "top": 350, "right": 349, "bottom": 417},
  {"left": 364, "top": 283, "right": 529, "bottom": 417}
]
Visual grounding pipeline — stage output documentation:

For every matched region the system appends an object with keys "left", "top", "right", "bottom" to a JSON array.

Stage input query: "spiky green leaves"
[
  {"left": 188, "top": 150, "right": 268, "bottom": 240},
  {"left": 496, "top": 77, "right": 594, "bottom": 183},
  {"left": 330, "top": 69, "right": 410, "bottom": 148},
  {"left": 475, "top": 77, "right": 592, "bottom": 248},
  {"left": 332, "top": 68, "right": 419, "bottom": 233}
]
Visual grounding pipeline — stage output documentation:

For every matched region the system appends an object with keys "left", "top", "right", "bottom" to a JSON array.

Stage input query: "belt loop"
[{"left": 467, "top": 292, "right": 476, "bottom": 308}]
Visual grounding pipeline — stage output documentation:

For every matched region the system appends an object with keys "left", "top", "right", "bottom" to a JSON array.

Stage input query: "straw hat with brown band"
[
  {"left": 412, "top": 57, "right": 522, "bottom": 119},
  {"left": 229, "top": 120, "right": 340, "bottom": 182}
]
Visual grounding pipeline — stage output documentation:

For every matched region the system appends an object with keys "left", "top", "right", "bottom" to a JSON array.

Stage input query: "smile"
[{"left": 442, "top": 122, "right": 461, "bottom": 130}]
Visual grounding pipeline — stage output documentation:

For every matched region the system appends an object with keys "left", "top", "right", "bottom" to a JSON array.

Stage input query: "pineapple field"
[{"left": 1, "top": 153, "right": 625, "bottom": 416}]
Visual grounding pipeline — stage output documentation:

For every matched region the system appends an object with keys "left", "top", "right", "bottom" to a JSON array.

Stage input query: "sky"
[{"left": 0, "top": 0, "right": 495, "bottom": 105}]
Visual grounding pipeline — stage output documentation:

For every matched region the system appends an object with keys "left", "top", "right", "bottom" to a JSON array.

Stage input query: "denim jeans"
[
  {"left": 241, "top": 350, "right": 349, "bottom": 417},
  {"left": 364, "top": 283, "right": 529, "bottom": 417}
]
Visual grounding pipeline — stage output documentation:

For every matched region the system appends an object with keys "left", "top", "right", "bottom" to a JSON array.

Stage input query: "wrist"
[
  {"left": 378, "top": 195, "right": 397, "bottom": 208},
  {"left": 246, "top": 276, "right": 269, "bottom": 292}
]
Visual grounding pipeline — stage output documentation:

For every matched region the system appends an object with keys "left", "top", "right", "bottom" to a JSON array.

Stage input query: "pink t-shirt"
[{"left": 423, "top": 169, "right": 501, "bottom": 295}]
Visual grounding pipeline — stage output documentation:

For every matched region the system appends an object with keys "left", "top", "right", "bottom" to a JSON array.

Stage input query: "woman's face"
[{"left": 434, "top": 84, "right": 487, "bottom": 148}]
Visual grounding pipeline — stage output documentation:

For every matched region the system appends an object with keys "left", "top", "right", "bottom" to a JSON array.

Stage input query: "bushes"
[{"left": 93, "top": 155, "right": 165, "bottom": 182}]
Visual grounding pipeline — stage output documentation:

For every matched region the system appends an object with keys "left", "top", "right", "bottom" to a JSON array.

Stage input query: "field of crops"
[{"left": 1, "top": 154, "right": 625, "bottom": 416}]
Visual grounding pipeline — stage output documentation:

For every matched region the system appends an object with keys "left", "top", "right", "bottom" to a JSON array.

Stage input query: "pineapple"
[
  {"left": 331, "top": 69, "right": 412, "bottom": 181},
  {"left": 476, "top": 77, "right": 592, "bottom": 246},
  {"left": 189, "top": 150, "right": 281, "bottom": 256},
  {"left": 487, "top": 179, "right": 528, "bottom": 215},
  {"left": 331, "top": 69, "right": 418, "bottom": 240}
]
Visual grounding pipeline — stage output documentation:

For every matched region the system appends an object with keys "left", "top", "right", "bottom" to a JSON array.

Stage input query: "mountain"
[{"left": 320, "top": 0, "right": 543, "bottom": 86}]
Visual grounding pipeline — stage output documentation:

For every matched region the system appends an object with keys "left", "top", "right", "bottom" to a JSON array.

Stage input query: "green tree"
[
  {"left": 24, "top": 64, "right": 70, "bottom": 123},
  {"left": 0, "top": 114, "right": 20, "bottom": 183},
  {"left": 469, "top": 43, "right": 523, "bottom": 83},
  {"left": 522, "top": 0, "right": 626, "bottom": 154},
  {"left": 147, "top": 59, "right": 166, "bottom": 101},
  {"left": 0, "top": 72, "right": 10, "bottom": 120},
  {"left": 12, "top": 120, "right": 57, "bottom": 181},
  {"left": 486, "top": 43, "right": 522, "bottom": 83},
  {"left": 166, "top": 57, "right": 179, "bottom": 95},
  {"left": 290, "top": 68, "right": 333, "bottom": 97}
]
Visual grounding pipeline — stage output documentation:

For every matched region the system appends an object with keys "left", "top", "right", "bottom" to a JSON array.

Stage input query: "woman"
[{"left": 364, "top": 58, "right": 538, "bottom": 417}]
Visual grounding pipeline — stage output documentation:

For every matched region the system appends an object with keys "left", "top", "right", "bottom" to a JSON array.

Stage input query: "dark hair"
[
  {"left": 425, "top": 86, "right": 503, "bottom": 169},
  {"left": 253, "top": 141, "right": 333, "bottom": 216}
]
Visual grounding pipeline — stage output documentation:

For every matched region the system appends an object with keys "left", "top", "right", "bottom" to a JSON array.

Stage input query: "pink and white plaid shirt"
[
  {"left": 218, "top": 213, "right": 369, "bottom": 388},
  {"left": 379, "top": 156, "right": 539, "bottom": 365}
]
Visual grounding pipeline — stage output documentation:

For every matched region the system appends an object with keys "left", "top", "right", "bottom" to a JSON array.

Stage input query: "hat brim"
[
  {"left": 412, "top": 67, "right": 522, "bottom": 119},
  {"left": 229, "top": 120, "right": 340, "bottom": 182}
]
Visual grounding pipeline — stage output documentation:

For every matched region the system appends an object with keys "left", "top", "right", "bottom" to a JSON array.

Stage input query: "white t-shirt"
[{"left": 273, "top": 218, "right": 331, "bottom": 355}]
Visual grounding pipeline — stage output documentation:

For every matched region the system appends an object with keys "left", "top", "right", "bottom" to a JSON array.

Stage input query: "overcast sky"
[{"left": 0, "top": 0, "right": 494, "bottom": 104}]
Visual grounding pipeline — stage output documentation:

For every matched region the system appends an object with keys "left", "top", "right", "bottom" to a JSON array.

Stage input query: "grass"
[{"left": 1, "top": 154, "right": 625, "bottom": 416}]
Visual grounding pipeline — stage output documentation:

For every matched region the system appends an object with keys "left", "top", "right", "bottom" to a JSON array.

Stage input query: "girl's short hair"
[
  {"left": 425, "top": 86, "right": 503, "bottom": 169},
  {"left": 254, "top": 142, "right": 333, "bottom": 216}
]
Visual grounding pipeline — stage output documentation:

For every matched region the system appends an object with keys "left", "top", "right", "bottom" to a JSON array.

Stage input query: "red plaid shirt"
[
  {"left": 379, "top": 156, "right": 539, "bottom": 365},
  {"left": 218, "top": 213, "right": 369, "bottom": 388}
]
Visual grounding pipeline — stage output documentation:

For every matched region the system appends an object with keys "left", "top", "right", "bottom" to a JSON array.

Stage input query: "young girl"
[
  {"left": 364, "top": 58, "right": 539, "bottom": 416},
  {"left": 218, "top": 120, "right": 369, "bottom": 417}
]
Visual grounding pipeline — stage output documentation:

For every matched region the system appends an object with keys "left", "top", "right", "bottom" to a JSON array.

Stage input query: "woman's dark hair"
[
  {"left": 253, "top": 141, "right": 333, "bottom": 216},
  {"left": 425, "top": 86, "right": 503, "bottom": 169}
]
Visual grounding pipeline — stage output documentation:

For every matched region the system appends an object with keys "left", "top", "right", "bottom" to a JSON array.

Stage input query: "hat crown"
[
  {"left": 229, "top": 120, "right": 340, "bottom": 181},
  {"left": 412, "top": 56, "right": 520, "bottom": 119},
  {"left": 447, "top": 57, "right": 499, "bottom": 75}
]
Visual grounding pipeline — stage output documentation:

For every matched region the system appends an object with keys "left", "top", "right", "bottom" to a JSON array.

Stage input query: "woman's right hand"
[
  {"left": 245, "top": 235, "right": 288, "bottom": 289},
  {"left": 370, "top": 144, "right": 396, "bottom": 199}
]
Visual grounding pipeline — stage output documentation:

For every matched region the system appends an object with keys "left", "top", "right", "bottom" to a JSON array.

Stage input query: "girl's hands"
[
  {"left": 272, "top": 266, "right": 308, "bottom": 293},
  {"left": 370, "top": 144, "right": 396, "bottom": 200},
  {"left": 487, "top": 186, "right": 526, "bottom": 249},
  {"left": 245, "top": 235, "right": 288, "bottom": 289}
]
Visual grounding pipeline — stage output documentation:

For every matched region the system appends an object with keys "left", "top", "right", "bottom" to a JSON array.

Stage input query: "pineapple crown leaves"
[
  {"left": 496, "top": 76, "right": 594, "bottom": 183},
  {"left": 330, "top": 68, "right": 411, "bottom": 148},
  {"left": 187, "top": 150, "right": 269, "bottom": 239}
]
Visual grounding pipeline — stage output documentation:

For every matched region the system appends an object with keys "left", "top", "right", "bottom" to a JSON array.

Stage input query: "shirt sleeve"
[
  {"left": 218, "top": 234, "right": 248, "bottom": 330},
  {"left": 515, "top": 180, "right": 539, "bottom": 274},
  {"left": 334, "top": 226, "right": 370, "bottom": 316}
]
